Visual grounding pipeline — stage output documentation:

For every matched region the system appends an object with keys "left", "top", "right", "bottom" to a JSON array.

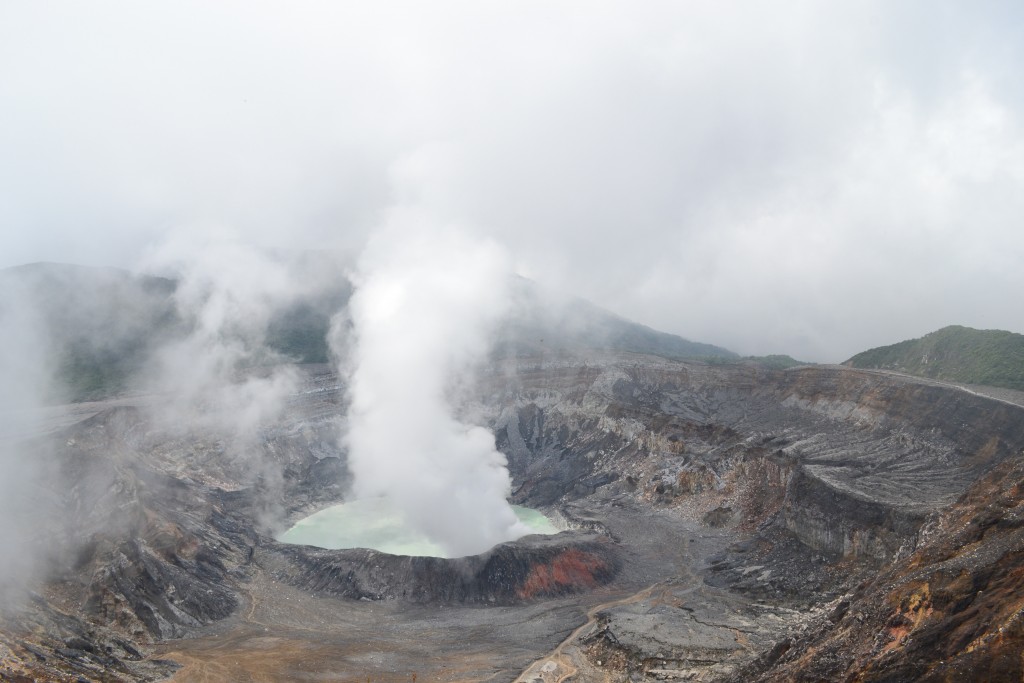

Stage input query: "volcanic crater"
[{"left": 3, "top": 352, "right": 1024, "bottom": 682}]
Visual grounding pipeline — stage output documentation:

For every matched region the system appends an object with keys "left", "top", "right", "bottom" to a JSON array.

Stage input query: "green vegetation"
[
  {"left": 1, "top": 263, "right": 182, "bottom": 402},
  {"left": 266, "top": 304, "right": 331, "bottom": 363},
  {"left": 56, "top": 338, "right": 153, "bottom": 402},
  {"left": 495, "top": 279, "right": 737, "bottom": 362},
  {"left": 597, "top": 316, "right": 737, "bottom": 360},
  {"left": 265, "top": 287, "right": 350, "bottom": 364},
  {"left": 844, "top": 325, "right": 1024, "bottom": 391},
  {"left": 744, "top": 354, "right": 808, "bottom": 369},
  {"left": 703, "top": 354, "right": 810, "bottom": 369}
]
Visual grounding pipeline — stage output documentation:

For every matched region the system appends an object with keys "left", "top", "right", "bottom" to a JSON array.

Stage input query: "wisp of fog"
[
  {"left": 142, "top": 235, "right": 304, "bottom": 446},
  {"left": 0, "top": 277, "right": 55, "bottom": 607}
]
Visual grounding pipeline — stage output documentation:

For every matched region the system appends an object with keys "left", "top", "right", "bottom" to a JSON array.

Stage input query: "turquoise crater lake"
[{"left": 277, "top": 498, "right": 558, "bottom": 558}]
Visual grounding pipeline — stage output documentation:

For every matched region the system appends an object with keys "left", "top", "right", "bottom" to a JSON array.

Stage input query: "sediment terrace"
[{"left": 2, "top": 353, "right": 1023, "bottom": 681}]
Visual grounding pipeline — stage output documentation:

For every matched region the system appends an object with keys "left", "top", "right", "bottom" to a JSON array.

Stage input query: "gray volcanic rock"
[
  {"left": 483, "top": 358, "right": 1024, "bottom": 564},
  {"left": 729, "top": 456, "right": 1024, "bottom": 682},
  {"left": 260, "top": 532, "right": 620, "bottom": 604}
]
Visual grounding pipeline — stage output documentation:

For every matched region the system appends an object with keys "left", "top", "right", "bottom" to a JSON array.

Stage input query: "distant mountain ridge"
[
  {"left": 0, "top": 262, "right": 737, "bottom": 401},
  {"left": 844, "top": 325, "right": 1024, "bottom": 392},
  {"left": 495, "top": 277, "right": 737, "bottom": 361}
]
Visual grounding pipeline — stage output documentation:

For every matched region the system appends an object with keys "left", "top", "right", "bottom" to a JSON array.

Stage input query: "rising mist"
[{"left": 335, "top": 214, "right": 528, "bottom": 557}]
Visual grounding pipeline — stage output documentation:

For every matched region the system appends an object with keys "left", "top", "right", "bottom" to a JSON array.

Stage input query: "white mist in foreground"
[
  {"left": 277, "top": 499, "right": 557, "bottom": 558},
  {"left": 336, "top": 217, "right": 529, "bottom": 557}
]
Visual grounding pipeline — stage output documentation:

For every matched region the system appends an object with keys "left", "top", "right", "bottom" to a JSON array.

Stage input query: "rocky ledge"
[{"left": 258, "top": 531, "right": 621, "bottom": 604}]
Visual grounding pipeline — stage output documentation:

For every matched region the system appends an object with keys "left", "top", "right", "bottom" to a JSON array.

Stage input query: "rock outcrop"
[
  {"left": 732, "top": 456, "right": 1024, "bottom": 682},
  {"left": 260, "top": 533, "right": 620, "bottom": 604}
]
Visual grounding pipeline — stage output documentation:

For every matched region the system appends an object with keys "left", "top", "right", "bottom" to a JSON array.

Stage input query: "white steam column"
[{"left": 336, "top": 217, "right": 529, "bottom": 558}]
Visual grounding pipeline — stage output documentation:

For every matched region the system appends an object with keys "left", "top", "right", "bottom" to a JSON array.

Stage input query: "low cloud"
[
  {"left": 136, "top": 233, "right": 331, "bottom": 504},
  {"left": 2, "top": 2, "right": 1023, "bottom": 358},
  {"left": 0, "top": 278, "right": 56, "bottom": 605}
]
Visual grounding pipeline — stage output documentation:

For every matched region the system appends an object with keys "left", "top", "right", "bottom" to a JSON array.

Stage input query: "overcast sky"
[{"left": 2, "top": 1, "right": 1023, "bottom": 362}]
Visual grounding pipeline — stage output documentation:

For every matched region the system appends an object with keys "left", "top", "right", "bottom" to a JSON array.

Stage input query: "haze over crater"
[
  {"left": 2, "top": 2, "right": 1023, "bottom": 361},
  {"left": 335, "top": 216, "right": 528, "bottom": 557}
]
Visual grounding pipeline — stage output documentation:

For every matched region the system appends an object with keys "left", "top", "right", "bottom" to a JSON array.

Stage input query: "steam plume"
[
  {"left": 337, "top": 213, "right": 527, "bottom": 557},
  {"left": 142, "top": 234, "right": 305, "bottom": 456}
]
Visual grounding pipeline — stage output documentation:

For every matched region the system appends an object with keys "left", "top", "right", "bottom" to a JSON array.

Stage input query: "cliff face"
[
  {"left": 734, "top": 456, "right": 1024, "bottom": 682},
  {"left": 486, "top": 358, "right": 1024, "bottom": 564},
  {"left": 482, "top": 357, "right": 1024, "bottom": 679},
  {"left": 0, "top": 390, "right": 346, "bottom": 681}
]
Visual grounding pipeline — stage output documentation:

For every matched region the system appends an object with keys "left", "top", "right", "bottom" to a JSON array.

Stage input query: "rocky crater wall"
[
  {"left": 482, "top": 357, "right": 1024, "bottom": 563},
  {"left": 258, "top": 533, "right": 620, "bottom": 604}
]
